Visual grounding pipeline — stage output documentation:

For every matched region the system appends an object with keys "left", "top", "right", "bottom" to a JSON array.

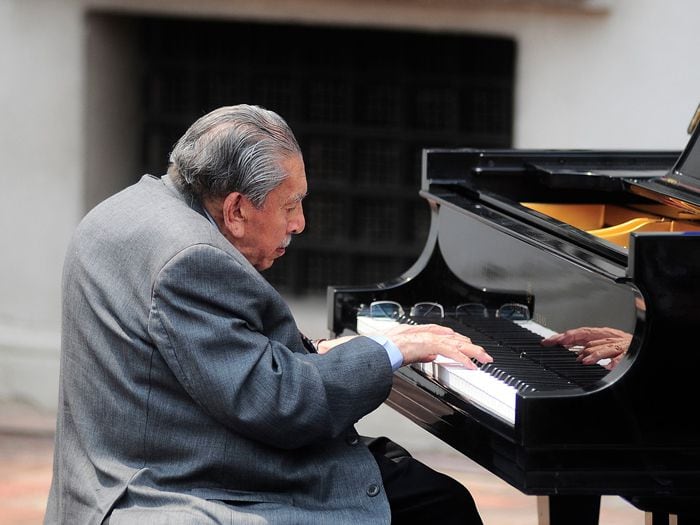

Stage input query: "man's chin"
[
  {"left": 255, "top": 249, "right": 287, "bottom": 272},
  {"left": 256, "top": 259, "right": 276, "bottom": 272}
]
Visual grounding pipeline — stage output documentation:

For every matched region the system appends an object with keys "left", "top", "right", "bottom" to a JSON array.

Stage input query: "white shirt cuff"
[{"left": 367, "top": 334, "right": 404, "bottom": 372}]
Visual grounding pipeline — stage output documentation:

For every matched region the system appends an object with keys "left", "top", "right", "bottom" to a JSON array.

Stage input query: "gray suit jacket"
[{"left": 44, "top": 174, "right": 394, "bottom": 524}]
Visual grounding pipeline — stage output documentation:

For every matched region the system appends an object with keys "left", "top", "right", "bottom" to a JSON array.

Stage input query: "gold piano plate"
[{"left": 521, "top": 202, "right": 700, "bottom": 249}]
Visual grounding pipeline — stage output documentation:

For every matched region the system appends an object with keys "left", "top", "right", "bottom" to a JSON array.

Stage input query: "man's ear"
[{"left": 222, "top": 192, "right": 247, "bottom": 239}]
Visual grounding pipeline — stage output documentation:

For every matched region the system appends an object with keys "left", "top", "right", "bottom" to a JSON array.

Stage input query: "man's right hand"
[{"left": 386, "top": 323, "right": 492, "bottom": 369}]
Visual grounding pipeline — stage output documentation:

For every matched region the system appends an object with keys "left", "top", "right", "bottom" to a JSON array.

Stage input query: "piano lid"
[
  {"left": 423, "top": 113, "right": 700, "bottom": 245},
  {"left": 508, "top": 120, "right": 700, "bottom": 212},
  {"left": 416, "top": 120, "right": 700, "bottom": 270},
  {"left": 631, "top": 107, "right": 700, "bottom": 208},
  {"left": 657, "top": 106, "right": 700, "bottom": 191}
]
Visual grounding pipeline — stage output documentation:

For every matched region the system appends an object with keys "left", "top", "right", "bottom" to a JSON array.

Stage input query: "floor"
[{"left": 0, "top": 401, "right": 646, "bottom": 525}]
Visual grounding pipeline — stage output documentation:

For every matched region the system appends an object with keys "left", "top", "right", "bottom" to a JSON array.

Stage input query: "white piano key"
[
  {"left": 433, "top": 356, "right": 517, "bottom": 425},
  {"left": 358, "top": 316, "right": 598, "bottom": 426},
  {"left": 358, "top": 316, "right": 518, "bottom": 424},
  {"left": 514, "top": 319, "right": 558, "bottom": 339},
  {"left": 356, "top": 316, "right": 400, "bottom": 337}
]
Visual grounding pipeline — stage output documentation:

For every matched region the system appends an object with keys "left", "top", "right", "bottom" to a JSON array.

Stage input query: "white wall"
[
  {"left": 79, "top": 0, "right": 699, "bottom": 145},
  {"left": 0, "top": 0, "right": 85, "bottom": 407},
  {"left": 511, "top": 0, "right": 699, "bottom": 149},
  {"left": 1, "top": 0, "right": 698, "bottom": 411}
]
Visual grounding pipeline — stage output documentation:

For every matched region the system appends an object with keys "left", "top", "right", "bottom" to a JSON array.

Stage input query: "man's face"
[{"left": 234, "top": 154, "right": 307, "bottom": 271}]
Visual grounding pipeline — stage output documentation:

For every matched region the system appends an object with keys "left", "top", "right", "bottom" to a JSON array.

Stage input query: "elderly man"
[{"left": 45, "top": 105, "right": 491, "bottom": 524}]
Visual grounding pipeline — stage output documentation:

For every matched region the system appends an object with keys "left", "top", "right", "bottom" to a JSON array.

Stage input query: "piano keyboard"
[{"left": 357, "top": 314, "right": 609, "bottom": 425}]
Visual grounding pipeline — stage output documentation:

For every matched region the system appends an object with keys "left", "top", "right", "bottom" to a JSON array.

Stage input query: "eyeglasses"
[
  {"left": 409, "top": 302, "right": 445, "bottom": 318},
  {"left": 456, "top": 303, "right": 488, "bottom": 319},
  {"left": 495, "top": 303, "right": 531, "bottom": 321},
  {"left": 366, "top": 300, "right": 531, "bottom": 321},
  {"left": 368, "top": 301, "right": 405, "bottom": 320}
]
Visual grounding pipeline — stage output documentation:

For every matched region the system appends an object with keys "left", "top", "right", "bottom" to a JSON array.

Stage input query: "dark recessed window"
[{"left": 140, "top": 18, "right": 515, "bottom": 293}]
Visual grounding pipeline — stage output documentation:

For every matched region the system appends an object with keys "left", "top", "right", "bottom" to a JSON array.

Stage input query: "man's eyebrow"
[{"left": 289, "top": 191, "right": 308, "bottom": 203}]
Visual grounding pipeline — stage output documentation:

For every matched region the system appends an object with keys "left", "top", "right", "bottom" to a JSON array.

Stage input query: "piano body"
[{"left": 328, "top": 123, "right": 700, "bottom": 524}]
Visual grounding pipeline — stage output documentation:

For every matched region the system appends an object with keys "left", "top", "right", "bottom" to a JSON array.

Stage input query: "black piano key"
[{"left": 407, "top": 314, "right": 609, "bottom": 392}]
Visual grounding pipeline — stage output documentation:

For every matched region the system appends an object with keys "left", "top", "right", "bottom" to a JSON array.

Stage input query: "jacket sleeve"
[{"left": 147, "top": 243, "right": 393, "bottom": 449}]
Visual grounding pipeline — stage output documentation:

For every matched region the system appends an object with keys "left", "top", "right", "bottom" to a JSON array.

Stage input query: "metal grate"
[
  {"left": 304, "top": 197, "right": 350, "bottom": 241},
  {"left": 304, "top": 136, "right": 352, "bottom": 183},
  {"left": 139, "top": 18, "right": 515, "bottom": 293},
  {"left": 357, "top": 200, "right": 402, "bottom": 243},
  {"left": 356, "top": 141, "right": 403, "bottom": 185}
]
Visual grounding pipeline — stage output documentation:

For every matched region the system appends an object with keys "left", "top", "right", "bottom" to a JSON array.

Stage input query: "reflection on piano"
[{"left": 328, "top": 122, "right": 700, "bottom": 524}]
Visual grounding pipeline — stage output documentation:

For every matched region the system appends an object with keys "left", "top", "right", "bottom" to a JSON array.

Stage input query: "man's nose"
[{"left": 289, "top": 208, "right": 305, "bottom": 234}]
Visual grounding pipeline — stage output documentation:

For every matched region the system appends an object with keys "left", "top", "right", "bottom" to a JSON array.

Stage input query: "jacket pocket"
[{"left": 187, "top": 487, "right": 293, "bottom": 505}]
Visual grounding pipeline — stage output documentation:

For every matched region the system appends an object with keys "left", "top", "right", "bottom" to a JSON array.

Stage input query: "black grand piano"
[{"left": 328, "top": 117, "right": 700, "bottom": 524}]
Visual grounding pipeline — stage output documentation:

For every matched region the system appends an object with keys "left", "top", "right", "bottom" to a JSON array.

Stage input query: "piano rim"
[{"left": 387, "top": 366, "right": 700, "bottom": 497}]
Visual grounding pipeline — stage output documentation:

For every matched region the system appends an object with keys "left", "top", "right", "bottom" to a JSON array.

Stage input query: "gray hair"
[{"left": 168, "top": 104, "right": 302, "bottom": 207}]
